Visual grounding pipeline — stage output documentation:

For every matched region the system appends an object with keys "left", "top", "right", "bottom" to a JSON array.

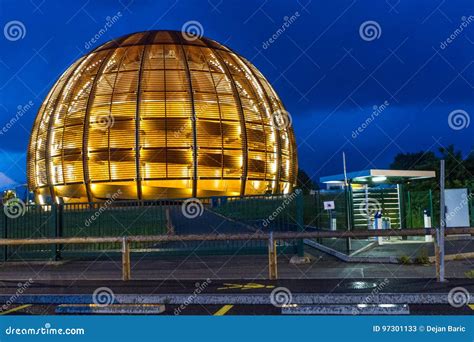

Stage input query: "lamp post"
[{"left": 437, "top": 160, "right": 446, "bottom": 282}]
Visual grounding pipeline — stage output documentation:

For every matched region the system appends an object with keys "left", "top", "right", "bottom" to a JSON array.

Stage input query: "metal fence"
[
  {"left": 2, "top": 227, "right": 473, "bottom": 280},
  {"left": 1, "top": 193, "right": 303, "bottom": 260},
  {"left": 1, "top": 201, "right": 170, "bottom": 260},
  {"left": 2, "top": 187, "right": 473, "bottom": 260}
]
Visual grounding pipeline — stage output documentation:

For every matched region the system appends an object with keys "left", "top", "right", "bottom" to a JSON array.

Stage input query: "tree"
[
  {"left": 438, "top": 145, "right": 467, "bottom": 188},
  {"left": 2, "top": 190, "right": 16, "bottom": 204},
  {"left": 297, "top": 169, "right": 318, "bottom": 194},
  {"left": 464, "top": 148, "right": 474, "bottom": 187},
  {"left": 390, "top": 151, "right": 438, "bottom": 171},
  {"left": 390, "top": 145, "right": 473, "bottom": 190}
]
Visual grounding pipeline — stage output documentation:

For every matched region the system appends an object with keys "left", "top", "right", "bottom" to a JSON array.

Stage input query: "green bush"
[
  {"left": 398, "top": 255, "right": 411, "bottom": 264},
  {"left": 414, "top": 248, "right": 430, "bottom": 265},
  {"left": 464, "top": 270, "right": 474, "bottom": 278}
]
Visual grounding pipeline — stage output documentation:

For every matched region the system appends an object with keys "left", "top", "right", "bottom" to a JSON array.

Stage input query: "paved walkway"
[
  {"left": 354, "top": 238, "right": 474, "bottom": 259},
  {"left": 0, "top": 253, "right": 472, "bottom": 281}
]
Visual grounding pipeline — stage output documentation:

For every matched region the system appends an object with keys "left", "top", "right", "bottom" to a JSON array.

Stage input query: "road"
[
  {"left": 0, "top": 278, "right": 472, "bottom": 295},
  {"left": 0, "top": 278, "right": 472, "bottom": 315}
]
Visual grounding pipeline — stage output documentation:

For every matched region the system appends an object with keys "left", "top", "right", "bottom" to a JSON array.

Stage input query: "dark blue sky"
[{"left": 0, "top": 0, "right": 473, "bottom": 188}]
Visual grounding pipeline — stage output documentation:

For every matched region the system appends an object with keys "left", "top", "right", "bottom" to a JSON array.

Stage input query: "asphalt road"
[
  {"left": 0, "top": 278, "right": 471, "bottom": 316},
  {"left": 0, "top": 278, "right": 472, "bottom": 295}
]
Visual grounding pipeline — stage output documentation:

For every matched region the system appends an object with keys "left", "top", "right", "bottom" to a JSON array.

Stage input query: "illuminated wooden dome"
[{"left": 27, "top": 30, "right": 297, "bottom": 203}]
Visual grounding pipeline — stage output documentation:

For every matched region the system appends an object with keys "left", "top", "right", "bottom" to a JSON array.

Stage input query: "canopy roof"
[{"left": 320, "top": 169, "right": 436, "bottom": 184}]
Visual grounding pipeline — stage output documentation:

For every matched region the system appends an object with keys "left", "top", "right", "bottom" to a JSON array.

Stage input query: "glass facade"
[{"left": 27, "top": 31, "right": 297, "bottom": 202}]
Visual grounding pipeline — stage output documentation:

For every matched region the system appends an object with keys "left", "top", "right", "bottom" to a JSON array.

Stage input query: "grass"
[
  {"left": 414, "top": 248, "right": 430, "bottom": 265},
  {"left": 465, "top": 270, "right": 474, "bottom": 278},
  {"left": 398, "top": 255, "right": 411, "bottom": 264}
]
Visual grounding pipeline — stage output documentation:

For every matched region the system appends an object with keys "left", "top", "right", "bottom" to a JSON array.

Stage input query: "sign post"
[{"left": 324, "top": 201, "right": 336, "bottom": 230}]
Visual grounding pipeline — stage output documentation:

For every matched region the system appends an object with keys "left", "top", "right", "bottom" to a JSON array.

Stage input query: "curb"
[{"left": 0, "top": 293, "right": 472, "bottom": 305}]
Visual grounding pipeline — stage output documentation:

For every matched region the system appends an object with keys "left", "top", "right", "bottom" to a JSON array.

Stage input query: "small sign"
[{"left": 324, "top": 201, "right": 335, "bottom": 210}]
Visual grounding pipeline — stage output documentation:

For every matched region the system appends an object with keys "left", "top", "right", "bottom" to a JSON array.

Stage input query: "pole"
[
  {"left": 407, "top": 191, "right": 412, "bottom": 228},
  {"left": 434, "top": 229, "right": 440, "bottom": 279},
  {"left": 268, "top": 231, "right": 278, "bottom": 280},
  {"left": 438, "top": 160, "right": 446, "bottom": 282},
  {"left": 122, "top": 237, "right": 131, "bottom": 281},
  {"left": 2, "top": 209, "right": 6, "bottom": 262},
  {"left": 343, "top": 152, "right": 352, "bottom": 252}
]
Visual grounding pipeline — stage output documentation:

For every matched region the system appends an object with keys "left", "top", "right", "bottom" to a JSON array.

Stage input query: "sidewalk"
[
  {"left": 0, "top": 253, "right": 472, "bottom": 281},
  {"left": 354, "top": 238, "right": 474, "bottom": 259}
]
